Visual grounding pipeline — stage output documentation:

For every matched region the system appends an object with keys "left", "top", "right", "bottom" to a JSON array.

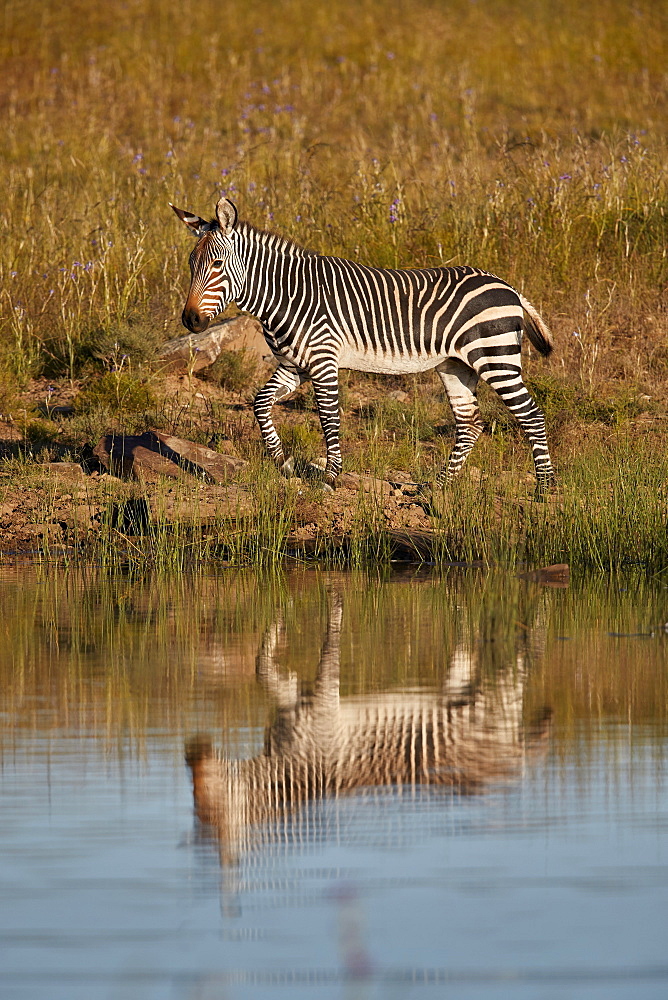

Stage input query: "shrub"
[
  {"left": 205, "top": 349, "right": 258, "bottom": 394},
  {"left": 74, "top": 372, "right": 156, "bottom": 416}
]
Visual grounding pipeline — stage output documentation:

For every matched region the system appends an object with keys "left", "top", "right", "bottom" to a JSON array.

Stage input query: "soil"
[
  {"left": 0, "top": 370, "right": 445, "bottom": 559},
  {"left": 0, "top": 467, "right": 441, "bottom": 560},
  {"left": 0, "top": 369, "right": 591, "bottom": 563}
]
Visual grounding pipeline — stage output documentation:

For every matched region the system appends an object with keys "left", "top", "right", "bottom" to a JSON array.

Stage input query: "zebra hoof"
[
  {"left": 280, "top": 456, "right": 295, "bottom": 477},
  {"left": 305, "top": 460, "right": 327, "bottom": 480}
]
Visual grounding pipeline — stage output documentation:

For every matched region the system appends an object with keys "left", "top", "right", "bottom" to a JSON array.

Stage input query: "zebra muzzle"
[{"left": 181, "top": 307, "right": 210, "bottom": 334}]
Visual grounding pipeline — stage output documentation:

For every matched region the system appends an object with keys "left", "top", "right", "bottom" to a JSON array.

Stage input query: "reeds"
[{"left": 2, "top": 565, "right": 666, "bottom": 758}]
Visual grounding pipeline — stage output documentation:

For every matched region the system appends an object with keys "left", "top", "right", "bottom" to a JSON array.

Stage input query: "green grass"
[
  {"left": 426, "top": 442, "right": 668, "bottom": 573},
  {"left": 0, "top": 433, "right": 663, "bottom": 575}
]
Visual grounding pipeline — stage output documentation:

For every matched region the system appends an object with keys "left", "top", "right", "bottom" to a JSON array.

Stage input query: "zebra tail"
[{"left": 519, "top": 295, "right": 553, "bottom": 358}]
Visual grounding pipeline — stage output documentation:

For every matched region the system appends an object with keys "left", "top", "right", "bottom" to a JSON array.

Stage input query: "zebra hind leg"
[
  {"left": 477, "top": 363, "right": 555, "bottom": 498},
  {"left": 434, "top": 358, "right": 484, "bottom": 488},
  {"left": 310, "top": 361, "right": 342, "bottom": 489},
  {"left": 253, "top": 364, "right": 308, "bottom": 476}
]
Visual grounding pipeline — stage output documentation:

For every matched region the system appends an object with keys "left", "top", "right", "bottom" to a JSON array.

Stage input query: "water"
[{"left": 1, "top": 567, "right": 667, "bottom": 999}]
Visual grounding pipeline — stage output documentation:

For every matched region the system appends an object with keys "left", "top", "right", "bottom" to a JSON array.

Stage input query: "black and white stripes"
[
  {"left": 185, "top": 592, "right": 544, "bottom": 864},
  {"left": 172, "top": 197, "right": 555, "bottom": 492}
]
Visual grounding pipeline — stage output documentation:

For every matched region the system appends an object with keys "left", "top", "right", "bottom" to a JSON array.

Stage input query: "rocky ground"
[
  {"left": 0, "top": 447, "right": 437, "bottom": 559},
  {"left": 0, "top": 316, "right": 591, "bottom": 573},
  {"left": 0, "top": 317, "right": 442, "bottom": 558}
]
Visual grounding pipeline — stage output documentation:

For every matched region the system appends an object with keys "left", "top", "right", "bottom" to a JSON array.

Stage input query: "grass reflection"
[{"left": 1, "top": 566, "right": 666, "bottom": 761}]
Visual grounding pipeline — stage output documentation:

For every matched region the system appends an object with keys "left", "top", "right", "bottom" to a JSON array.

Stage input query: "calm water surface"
[{"left": 1, "top": 566, "right": 667, "bottom": 999}]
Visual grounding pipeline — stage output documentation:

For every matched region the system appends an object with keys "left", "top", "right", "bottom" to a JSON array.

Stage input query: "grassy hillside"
[
  {"left": 1, "top": 0, "right": 666, "bottom": 386},
  {"left": 1, "top": 0, "right": 668, "bottom": 572}
]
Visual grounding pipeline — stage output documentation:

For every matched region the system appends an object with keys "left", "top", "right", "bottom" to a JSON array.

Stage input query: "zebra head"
[{"left": 171, "top": 197, "right": 244, "bottom": 333}]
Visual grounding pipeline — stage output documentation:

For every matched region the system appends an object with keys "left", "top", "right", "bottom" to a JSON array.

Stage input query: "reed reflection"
[{"left": 186, "top": 590, "right": 551, "bottom": 864}]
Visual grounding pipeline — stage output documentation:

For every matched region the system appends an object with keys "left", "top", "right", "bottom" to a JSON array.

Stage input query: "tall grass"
[
  {"left": 427, "top": 439, "right": 668, "bottom": 572},
  {"left": 1, "top": 0, "right": 667, "bottom": 391}
]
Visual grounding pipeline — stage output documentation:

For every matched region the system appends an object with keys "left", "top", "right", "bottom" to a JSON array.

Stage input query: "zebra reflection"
[{"left": 186, "top": 593, "right": 549, "bottom": 864}]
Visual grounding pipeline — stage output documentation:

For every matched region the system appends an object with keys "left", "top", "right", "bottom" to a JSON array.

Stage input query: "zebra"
[
  {"left": 172, "top": 197, "right": 555, "bottom": 495},
  {"left": 186, "top": 592, "right": 550, "bottom": 865}
]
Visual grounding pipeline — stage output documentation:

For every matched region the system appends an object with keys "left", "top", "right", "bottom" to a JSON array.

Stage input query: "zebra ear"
[
  {"left": 215, "top": 197, "right": 238, "bottom": 236},
  {"left": 170, "top": 203, "right": 209, "bottom": 237}
]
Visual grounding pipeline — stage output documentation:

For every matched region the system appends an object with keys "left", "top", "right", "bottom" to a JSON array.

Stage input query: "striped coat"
[
  {"left": 186, "top": 594, "right": 550, "bottom": 865},
  {"left": 173, "top": 198, "right": 555, "bottom": 493}
]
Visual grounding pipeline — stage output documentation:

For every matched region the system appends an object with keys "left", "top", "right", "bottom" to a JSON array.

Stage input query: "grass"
[
  {"left": 1, "top": 0, "right": 667, "bottom": 572},
  {"left": 1, "top": 0, "right": 667, "bottom": 389},
  {"left": 0, "top": 427, "right": 666, "bottom": 574}
]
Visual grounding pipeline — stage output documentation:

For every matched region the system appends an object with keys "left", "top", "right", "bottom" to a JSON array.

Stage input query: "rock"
[
  {"left": 94, "top": 433, "right": 169, "bottom": 481},
  {"left": 23, "top": 522, "right": 63, "bottom": 539},
  {"left": 337, "top": 471, "right": 393, "bottom": 497},
  {"left": 38, "top": 403, "right": 75, "bottom": 418},
  {"left": 129, "top": 445, "right": 186, "bottom": 483},
  {"left": 158, "top": 316, "right": 266, "bottom": 372},
  {"left": 155, "top": 485, "right": 254, "bottom": 522},
  {"left": 386, "top": 469, "right": 419, "bottom": 485},
  {"left": 93, "top": 431, "right": 246, "bottom": 484},
  {"left": 152, "top": 431, "right": 246, "bottom": 482},
  {"left": 55, "top": 504, "right": 99, "bottom": 529}
]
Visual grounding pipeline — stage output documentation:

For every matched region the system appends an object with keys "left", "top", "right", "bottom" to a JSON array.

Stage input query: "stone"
[
  {"left": 55, "top": 504, "right": 99, "bottom": 529},
  {"left": 93, "top": 431, "right": 246, "bottom": 484},
  {"left": 386, "top": 469, "right": 419, "bottom": 485},
  {"left": 152, "top": 431, "right": 246, "bottom": 483},
  {"left": 156, "top": 485, "right": 254, "bottom": 522},
  {"left": 158, "top": 316, "right": 267, "bottom": 372},
  {"left": 129, "top": 445, "right": 186, "bottom": 483}
]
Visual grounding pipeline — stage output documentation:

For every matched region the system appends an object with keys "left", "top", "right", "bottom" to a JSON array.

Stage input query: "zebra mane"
[{"left": 237, "top": 219, "right": 319, "bottom": 258}]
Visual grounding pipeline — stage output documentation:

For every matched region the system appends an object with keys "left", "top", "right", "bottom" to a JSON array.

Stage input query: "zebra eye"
[{"left": 211, "top": 259, "right": 224, "bottom": 268}]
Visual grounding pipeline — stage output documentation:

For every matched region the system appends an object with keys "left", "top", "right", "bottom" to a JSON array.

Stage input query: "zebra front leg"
[
  {"left": 477, "top": 363, "right": 555, "bottom": 497},
  {"left": 256, "top": 617, "right": 299, "bottom": 711},
  {"left": 310, "top": 361, "right": 342, "bottom": 488},
  {"left": 253, "top": 364, "right": 308, "bottom": 475},
  {"left": 435, "top": 358, "right": 484, "bottom": 487}
]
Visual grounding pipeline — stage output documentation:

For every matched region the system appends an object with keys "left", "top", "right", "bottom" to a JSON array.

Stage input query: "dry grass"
[
  {"left": 1, "top": 0, "right": 668, "bottom": 572},
  {"left": 1, "top": 0, "right": 667, "bottom": 394}
]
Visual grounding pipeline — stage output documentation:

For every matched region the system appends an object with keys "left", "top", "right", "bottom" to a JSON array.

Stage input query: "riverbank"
[{"left": 1, "top": 367, "right": 666, "bottom": 572}]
